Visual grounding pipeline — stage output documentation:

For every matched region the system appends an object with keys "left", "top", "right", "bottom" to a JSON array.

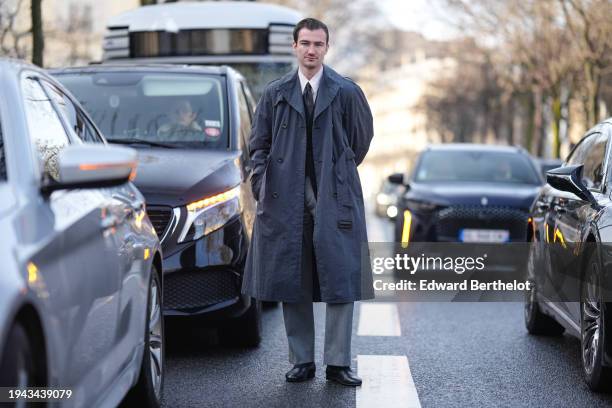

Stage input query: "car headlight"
[
  {"left": 404, "top": 198, "right": 439, "bottom": 212},
  {"left": 177, "top": 186, "right": 241, "bottom": 243},
  {"left": 377, "top": 193, "right": 391, "bottom": 205}
]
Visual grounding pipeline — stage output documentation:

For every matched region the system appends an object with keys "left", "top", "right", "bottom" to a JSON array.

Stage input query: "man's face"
[{"left": 293, "top": 28, "right": 328, "bottom": 72}]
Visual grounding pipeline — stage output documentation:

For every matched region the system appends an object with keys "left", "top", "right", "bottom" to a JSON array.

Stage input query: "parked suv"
[{"left": 52, "top": 65, "right": 260, "bottom": 346}]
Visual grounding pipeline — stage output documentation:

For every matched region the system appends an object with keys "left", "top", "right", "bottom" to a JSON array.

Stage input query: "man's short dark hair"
[{"left": 293, "top": 18, "right": 329, "bottom": 44}]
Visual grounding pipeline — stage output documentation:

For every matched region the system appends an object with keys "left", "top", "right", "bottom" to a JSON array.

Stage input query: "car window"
[
  {"left": 41, "top": 80, "right": 91, "bottom": 143},
  {"left": 581, "top": 133, "right": 607, "bottom": 190},
  {"left": 22, "top": 77, "right": 71, "bottom": 182},
  {"left": 566, "top": 134, "right": 593, "bottom": 166},
  {"left": 0, "top": 113, "right": 5, "bottom": 181},
  {"left": 42, "top": 81, "right": 104, "bottom": 144},
  {"left": 77, "top": 111, "right": 104, "bottom": 143}
]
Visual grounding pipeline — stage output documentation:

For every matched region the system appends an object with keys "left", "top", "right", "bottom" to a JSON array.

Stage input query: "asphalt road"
[{"left": 158, "top": 206, "right": 612, "bottom": 408}]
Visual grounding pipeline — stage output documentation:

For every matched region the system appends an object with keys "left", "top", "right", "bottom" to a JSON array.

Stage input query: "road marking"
[
  {"left": 357, "top": 355, "right": 421, "bottom": 408},
  {"left": 357, "top": 303, "right": 401, "bottom": 336}
]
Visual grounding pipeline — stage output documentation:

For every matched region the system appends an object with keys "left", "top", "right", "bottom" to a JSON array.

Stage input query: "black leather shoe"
[
  {"left": 285, "top": 362, "right": 316, "bottom": 382},
  {"left": 325, "top": 365, "right": 362, "bottom": 386}
]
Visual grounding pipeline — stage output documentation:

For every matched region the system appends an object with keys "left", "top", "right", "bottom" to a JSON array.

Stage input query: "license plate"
[{"left": 459, "top": 229, "right": 509, "bottom": 243}]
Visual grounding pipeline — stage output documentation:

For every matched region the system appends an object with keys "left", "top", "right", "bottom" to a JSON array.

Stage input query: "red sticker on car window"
[{"left": 205, "top": 127, "right": 221, "bottom": 138}]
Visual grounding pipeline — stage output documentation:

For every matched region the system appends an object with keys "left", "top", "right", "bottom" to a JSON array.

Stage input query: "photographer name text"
[{"left": 373, "top": 279, "right": 532, "bottom": 292}]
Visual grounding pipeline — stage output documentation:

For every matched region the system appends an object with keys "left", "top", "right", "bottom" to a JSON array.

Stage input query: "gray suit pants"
[{"left": 281, "top": 177, "right": 354, "bottom": 366}]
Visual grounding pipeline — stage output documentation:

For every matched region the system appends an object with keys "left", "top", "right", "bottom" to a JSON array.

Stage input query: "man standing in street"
[{"left": 242, "top": 18, "right": 374, "bottom": 386}]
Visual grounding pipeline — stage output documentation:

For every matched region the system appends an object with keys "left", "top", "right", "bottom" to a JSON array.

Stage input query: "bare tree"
[
  {"left": 560, "top": 0, "right": 612, "bottom": 127},
  {"left": 423, "top": 0, "right": 611, "bottom": 157},
  {"left": 31, "top": 0, "right": 43, "bottom": 66},
  {"left": 0, "top": 0, "right": 29, "bottom": 59},
  {"left": 46, "top": 2, "right": 94, "bottom": 66},
  {"left": 417, "top": 39, "right": 506, "bottom": 144}
]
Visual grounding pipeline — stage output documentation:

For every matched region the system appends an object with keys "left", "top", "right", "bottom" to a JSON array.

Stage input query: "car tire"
[
  {"left": 524, "top": 242, "right": 564, "bottom": 336},
  {"left": 580, "top": 250, "right": 612, "bottom": 392},
  {"left": 219, "top": 298, "right": 261, "bottom": 347},
  {"left": 0, "top": 322, "right": 39, "bottom": 388},
  {"left": 124, "top": 266, "right": 165, "bottom": 407}
]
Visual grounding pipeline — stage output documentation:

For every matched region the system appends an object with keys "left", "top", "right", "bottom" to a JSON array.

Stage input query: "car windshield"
[
  {"left": 414, "top": 150, "right": 541, "bottom": 185},
  {"left": 56, "top": 72, "right": 228, "bottom": 149}
]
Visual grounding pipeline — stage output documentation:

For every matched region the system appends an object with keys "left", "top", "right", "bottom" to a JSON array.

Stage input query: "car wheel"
[
  {"left": 125, "top": 266, "right": 165, "bottom": 406},
  {"left": 0, "top": 322, "right": 39, "bottom": 391},
  {"left": 581, "top": 251, "right": 612, "bottom": 392},
  {"left": 524, "top": 242, "right": 564, "bottom": 335},
  {"left": 219, "top": 298, "right": 261, "bottom": 348}
]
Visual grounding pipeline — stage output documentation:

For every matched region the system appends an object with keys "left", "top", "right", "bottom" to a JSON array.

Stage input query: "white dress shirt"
[{"left": 298, "top": 66, "right": 323, "bottom": 102}]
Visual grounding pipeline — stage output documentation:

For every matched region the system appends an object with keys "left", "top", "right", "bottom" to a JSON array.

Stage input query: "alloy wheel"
[
  {"left": 582, "top": 264, "right": 601, "bottom": 376},
  {"left": 149, "top": 277, "right": 164, "bottom": 398}
]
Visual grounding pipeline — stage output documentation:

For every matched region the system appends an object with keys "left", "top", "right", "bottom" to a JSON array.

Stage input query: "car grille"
[
  {"left": 164, "top": 269, "right": 240, "bottom": 311},
  {"left": 434, "top": 206, "right": 529, "bottom": 241},
  {"left": 146, "top": 206, "right": 173, "bottom": 239}
]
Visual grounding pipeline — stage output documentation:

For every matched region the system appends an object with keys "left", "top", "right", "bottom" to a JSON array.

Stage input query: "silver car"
[{"left": 0, "top": 59, "right": 164, "bottom": 407}]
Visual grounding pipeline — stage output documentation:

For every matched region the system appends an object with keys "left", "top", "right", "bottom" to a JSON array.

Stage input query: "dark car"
[
  {"left": 525, "top": 118, "right": 612, "bottom": 391},
  {"left": 389, "top": 144, "right": 543, "bottom": 244},
  {"left": 52, "top": 65, "right": 261, "bottom": 346}
]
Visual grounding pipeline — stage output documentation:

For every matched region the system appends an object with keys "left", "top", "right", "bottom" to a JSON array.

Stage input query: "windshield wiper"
[{"left": 110, "top": 138, "right": 176, "bottom": 149}]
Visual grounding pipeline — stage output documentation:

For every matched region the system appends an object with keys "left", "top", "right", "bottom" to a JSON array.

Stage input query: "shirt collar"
[{"left": 298, "top": 66, "right": 323, "bottom": 98}]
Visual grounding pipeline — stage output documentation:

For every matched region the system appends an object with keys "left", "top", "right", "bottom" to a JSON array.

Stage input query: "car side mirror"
[
  {"left": 41, "top": 144, "right": 138, "bottom": 194},
  {"left": 546, "top": 164, "right": 597, "bottom": 205},
  {"left": 388, "top": 172, "right": 410, "bottom": 191},
  {"left": 388, "top": 173, "right": 404, "bottom": 185}
]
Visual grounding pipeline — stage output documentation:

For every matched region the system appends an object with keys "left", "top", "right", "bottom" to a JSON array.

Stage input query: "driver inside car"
[{"left": 157, "top": 100, "right": 203, "bottom": 141}]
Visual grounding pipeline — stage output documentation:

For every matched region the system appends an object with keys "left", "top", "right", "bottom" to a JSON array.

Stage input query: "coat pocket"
[{"left": 255, "top": 157, "right": 272, "bottom": 214}]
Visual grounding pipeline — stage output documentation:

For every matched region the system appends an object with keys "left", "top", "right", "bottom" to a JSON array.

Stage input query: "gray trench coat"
[{"left": 241, "top": 65, "right": 374, "bottom": 303}]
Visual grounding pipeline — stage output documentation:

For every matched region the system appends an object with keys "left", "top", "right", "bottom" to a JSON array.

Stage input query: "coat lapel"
[
  {"left": 314, "top": 66, "right": 340, "bottom": 120},
  {"left": 276, "top": 70, "right": 305, "bottom": 119}
]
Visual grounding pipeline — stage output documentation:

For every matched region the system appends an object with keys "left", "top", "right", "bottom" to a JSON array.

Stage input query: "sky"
[{"left": 380, "top": 0, "right": 460, "bottom": 40}]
